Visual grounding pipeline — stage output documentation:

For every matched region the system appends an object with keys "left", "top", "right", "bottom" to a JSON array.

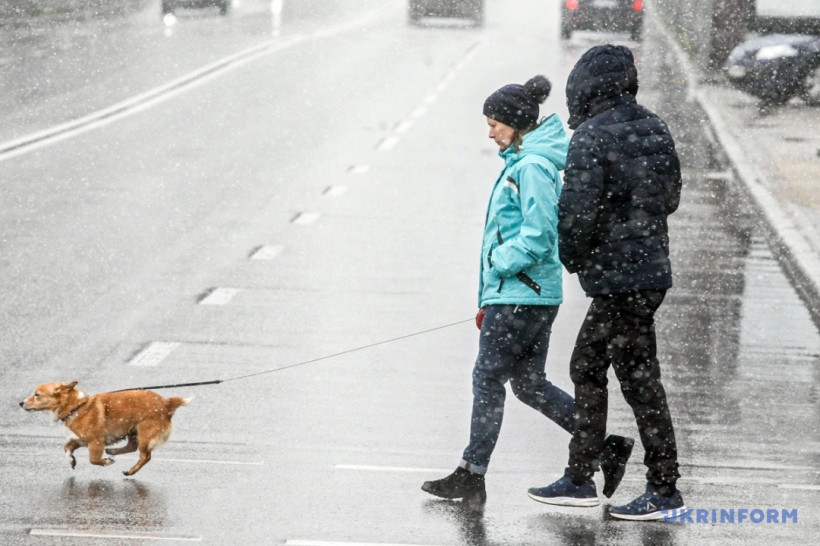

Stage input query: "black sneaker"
[
  {"left": 422, "top": 467, "right": 487, "bottom": 503},
  {"left": 600, "top": 434, "right": 634, "bottom": 498}
]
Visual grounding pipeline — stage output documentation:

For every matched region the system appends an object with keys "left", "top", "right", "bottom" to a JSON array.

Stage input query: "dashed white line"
[
  {"left": 128, "top": 342, "right": 179, "bottom": 367},
  {"left": 292, "top": 212, "right": 321, "bottom": 225},
  {"left": 410, "top": 106, "right": 427, "bottom": 119},
  {"left": 199, "top": 287, "right": 239, "bottom": 305},
  {"left": 287, "top": 542, "right": 447, "bottom": 546},
  {"left": 394, "top": 120, "right": 414, "bottom": 134},
  {"left": 30, "top": 529, "right": 201, "bottom": 541},
  {"left": 119, "top": 455, "right": 264, "bottom": 466},
  {"left": 335, "top": 464, "right": 451, "bottom": 473},
  {"left": 376, "top": 135, "right": 400, "bottom": 151},
  {"left": 323, "top": 185, "right": 349, "bottom": 196},
  {"left": 250, "top": 245, "right": 284, "bottom": 260}
]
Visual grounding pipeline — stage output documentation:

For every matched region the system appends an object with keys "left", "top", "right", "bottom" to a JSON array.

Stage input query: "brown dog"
[{"left": 20, "top": 381, "right": 192, "bottom": 476}]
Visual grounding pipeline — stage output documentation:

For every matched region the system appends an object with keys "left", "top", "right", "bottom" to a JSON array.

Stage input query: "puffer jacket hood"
[
  {"left": 479, "top": 114, "right": 570, "bottom": 308},
  {"left": 566, "top": 44, "right": 639, "bottom": 129},
  {"left": 499, "top": 113, "right": 568, "bottom": 171}
]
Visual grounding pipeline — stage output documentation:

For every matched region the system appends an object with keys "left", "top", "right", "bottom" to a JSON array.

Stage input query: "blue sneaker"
[
  {"left": 527, "top": 475, "right": 600, "bottom": 507},
  {"left": 609, "top": 483, "right": 686, "bottom": 521}
]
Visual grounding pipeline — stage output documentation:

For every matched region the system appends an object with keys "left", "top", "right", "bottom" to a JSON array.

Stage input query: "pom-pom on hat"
[{"left": 483, "top": 75, "right": 551, "bottom": 130}]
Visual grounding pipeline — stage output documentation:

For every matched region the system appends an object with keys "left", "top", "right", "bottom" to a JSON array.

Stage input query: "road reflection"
[
  {"left": 58, "top": 477, "right": 166, "bottom": 530},
  {"left": 422, "top": 499, "right": 488, "bottom": 546}
]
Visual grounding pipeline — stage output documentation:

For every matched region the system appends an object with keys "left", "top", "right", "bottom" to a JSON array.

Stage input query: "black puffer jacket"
[{"left": 558, "top": 45, "right": 681, "bottom": 296}]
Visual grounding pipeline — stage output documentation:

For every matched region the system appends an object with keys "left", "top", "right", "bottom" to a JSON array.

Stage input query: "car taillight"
[
  {"left": 566, "top": 0, "right": 579, "bottom": 9},
  {"left": 632, "top": 0, "right": 643, "bottom": 10}
]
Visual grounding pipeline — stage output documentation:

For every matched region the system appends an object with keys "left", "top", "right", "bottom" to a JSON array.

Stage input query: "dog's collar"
[{"left": 61, "top": 401, "right": 87, "bottom": 422}]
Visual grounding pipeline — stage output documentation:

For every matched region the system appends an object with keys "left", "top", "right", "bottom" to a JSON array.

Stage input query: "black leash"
[{"left": 112, "top": 318, "right": 473, "bottom": 393}]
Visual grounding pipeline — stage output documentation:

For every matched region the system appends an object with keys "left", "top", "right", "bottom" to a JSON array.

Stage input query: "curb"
[{"left": 651, "top": 8, "right": 820, "bottom": 325}]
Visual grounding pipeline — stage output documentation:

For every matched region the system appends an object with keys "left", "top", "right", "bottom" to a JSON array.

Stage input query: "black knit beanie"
[{"left": 483, "top": 75, "right": 552, "bottom": 130}]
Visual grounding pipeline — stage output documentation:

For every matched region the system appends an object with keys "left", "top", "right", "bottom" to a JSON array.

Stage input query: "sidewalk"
[{"left": 656, "top": 10, "right": 820, "bottom": 323}]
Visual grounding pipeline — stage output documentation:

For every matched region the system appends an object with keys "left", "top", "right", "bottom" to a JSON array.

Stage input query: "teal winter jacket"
[{"left": 479, "top": 114, "right": 569, "bottom": 308}]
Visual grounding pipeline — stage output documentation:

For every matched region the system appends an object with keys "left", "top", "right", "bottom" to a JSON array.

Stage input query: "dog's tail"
[{"left": 165, "top": 396, "right": 194, "bottom": 417}]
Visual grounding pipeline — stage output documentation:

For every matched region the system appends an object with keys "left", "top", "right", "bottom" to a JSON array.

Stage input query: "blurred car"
[
  {"left": 560, "top": 0, "right": 643, "bottom": 41},
  {"left": 162, "top": 0, "right": 230, "bottom": 16},
  {"left": 408, "top": 0, "right": 484, "bottom": 26},
  {"left": 725, "top": 34, "right": 820, "bottom": 105}
]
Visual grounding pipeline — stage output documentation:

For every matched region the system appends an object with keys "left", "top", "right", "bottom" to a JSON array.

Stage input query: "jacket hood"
[
  {"left": 565, "top": 45, "right": 639, "bottom": 129},
  {"left": 500, "top": 113, "right": 568, "bottom": 171}
]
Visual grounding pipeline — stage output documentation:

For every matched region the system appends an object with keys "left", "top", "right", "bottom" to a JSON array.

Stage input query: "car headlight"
[
  {"left": 755, "top": 44, "right": 799, "bottom": 61},
  {"left": 727, "top": 65, "right": 747, "bottom": 79}
]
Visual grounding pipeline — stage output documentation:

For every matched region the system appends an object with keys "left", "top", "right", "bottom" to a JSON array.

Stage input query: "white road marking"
[
  {"left": 778, "top": 484, "right": 820, "bottom": 491},
  {"left": 250, "top": 245, "right": 284, "bottom": 260},
  {"left": 119, "top": 455, "right": 264, "bottom": 466},
  {"left": 288, "top": 542, "right": 447, "bottom": 546},
  {"left": 394, "top": 120, "right": 414, "bottom": 134},
  {"left": 30, "top": 529, "right": 201, "bottom": 541},
  {"left": 410, "top": 106, "right": 427, "bottom": 119},
  {"left": 376, "top": 135, "right": 400, "bottom": 151},
  {"left": 0, "top": 9, "right": 385, "bottom": 163},
  {"left": 199, "top": 287, "right": 239, "bottom": 305},
  {"left": 292, "top": 212, "right": 321, "bottom": 225},
  {"left": 335, "top": 464, "right": 451, "bottom": 473},
  {"left": 128, "top": 342, "right": 179, "bottom": 367},
  {"left": 323, "top": 185, "right": 349, "bottom": 196}
]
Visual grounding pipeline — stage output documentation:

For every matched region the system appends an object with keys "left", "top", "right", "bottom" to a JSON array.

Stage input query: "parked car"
[
  {"left": 408, "top": 0, "right": 484, "bottom": 26},
  {"left": 162, "top": 0, "right": 230, "bottom": 16},
  {"left": 725, "top": 34, "right": 820, "bottom": 105},
  {"left": 560, "top": 0, "right": 643, "bottom": 41}
]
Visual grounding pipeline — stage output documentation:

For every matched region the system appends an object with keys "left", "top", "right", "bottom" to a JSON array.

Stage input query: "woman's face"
[{"left": 487, "top": 117, "right": 516, "bottom": 151}]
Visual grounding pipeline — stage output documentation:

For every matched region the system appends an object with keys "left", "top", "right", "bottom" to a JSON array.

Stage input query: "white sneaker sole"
[
  {"left": 609, "top": 505, "right": 687, "bottom": 521},
  {"left": 528, "top": 492, "right": 600, "bottom": 507}
]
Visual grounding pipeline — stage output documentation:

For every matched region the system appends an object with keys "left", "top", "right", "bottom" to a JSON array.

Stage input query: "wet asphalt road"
[{"left": 1, "top": 1, "right": 818, "bottom": 544}]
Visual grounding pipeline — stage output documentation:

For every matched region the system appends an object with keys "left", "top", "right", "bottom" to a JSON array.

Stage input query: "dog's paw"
[{"left": 103, "top": 458, "right": 115, "bottom": 466}]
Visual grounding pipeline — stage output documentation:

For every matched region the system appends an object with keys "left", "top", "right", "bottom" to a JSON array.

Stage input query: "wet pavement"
[{"left": 657, "top": 8, "right": 820, "bottom": 324}]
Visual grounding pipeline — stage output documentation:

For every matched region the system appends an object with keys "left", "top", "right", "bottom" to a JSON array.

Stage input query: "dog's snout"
[{"left": 19, "top": 401, "right": 24, "bottom": 407}]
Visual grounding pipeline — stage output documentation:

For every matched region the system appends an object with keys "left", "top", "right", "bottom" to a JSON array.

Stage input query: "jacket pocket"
[{"left": 516, "top": 272, "right": 541, "bottom": 295}]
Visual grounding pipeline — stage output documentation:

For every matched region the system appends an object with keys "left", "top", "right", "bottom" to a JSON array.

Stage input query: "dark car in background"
[
  {"left": 162, "top": 0, "right": 230, "bottom": 16},
  {"left": 560, "top": 0, "right": 643, "bottom": 41},
  {"left": 726, "top": 34, "right": 820, "bottom": 105},
  {"left": 409, "top": 0, "right": 484, "bottom": 26}
]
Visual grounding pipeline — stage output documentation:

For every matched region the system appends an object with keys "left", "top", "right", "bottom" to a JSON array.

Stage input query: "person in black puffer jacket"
[{"left": 527, "top": 45, "right": 686, "bottom": 521}]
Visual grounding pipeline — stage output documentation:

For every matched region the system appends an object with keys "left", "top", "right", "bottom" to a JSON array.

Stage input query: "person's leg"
[
  {"left": 422, "top": 305, "right": 520, "bottom": 502},
  {"left": 527, "top": 297, "right": 613, "bottom": 507},
  {"left": 608, "top": 290, "right": 681, "bottom": 495},
  {"left": 509, "top": 305, "right": 575, "bottom": 434},
  {"left": 461, "top": 305, "right": 535, "bottom": 471},
  {"left": 565, "top": 296, "right": 614, "bottom": 485}
]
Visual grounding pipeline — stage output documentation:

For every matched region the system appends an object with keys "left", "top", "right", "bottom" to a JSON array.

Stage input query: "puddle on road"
[{"left": 655, "top": 166, "right": 820, "bottom": 486}]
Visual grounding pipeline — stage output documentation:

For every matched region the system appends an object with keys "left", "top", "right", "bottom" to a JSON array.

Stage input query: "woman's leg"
[{"left": 509, "top": 305, "right": 575, "bottom": 434}]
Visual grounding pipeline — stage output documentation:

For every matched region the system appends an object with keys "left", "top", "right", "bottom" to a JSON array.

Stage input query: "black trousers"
[{"left": 566, "top": 289, "right": 680, "bottom": 495}]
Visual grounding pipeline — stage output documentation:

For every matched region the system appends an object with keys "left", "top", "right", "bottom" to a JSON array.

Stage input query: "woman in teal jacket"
[{"left": 422, "top": 76, "right": 629, "bottom": 504}]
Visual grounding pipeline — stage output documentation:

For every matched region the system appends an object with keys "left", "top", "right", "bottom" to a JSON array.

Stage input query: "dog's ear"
[{"left": 61, "top": 381, "right": 78, "bottom": 391}]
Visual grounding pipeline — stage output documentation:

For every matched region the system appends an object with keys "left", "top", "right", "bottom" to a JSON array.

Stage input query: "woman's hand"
[{"left": 476, "top": 307, "right": 487, "bottom": 330}]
